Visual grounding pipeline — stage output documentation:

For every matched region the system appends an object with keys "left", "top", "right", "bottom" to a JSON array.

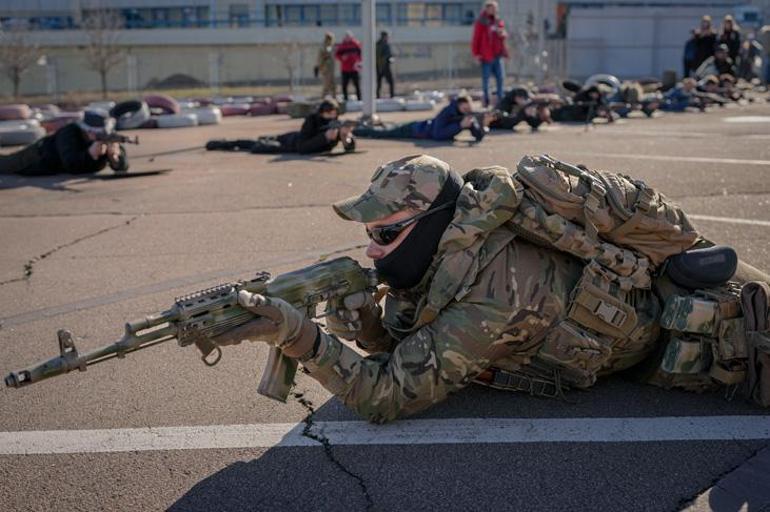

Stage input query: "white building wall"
[{"left": 567, "top": 3, "right": 743, "bottom": 80}]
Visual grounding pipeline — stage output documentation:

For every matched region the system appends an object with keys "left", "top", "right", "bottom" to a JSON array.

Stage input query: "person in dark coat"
[
  {"left": 693, "top": 15, "right": 717, "bottom": 69},
  {"left": 683, "top": 30, "right": 699, "bottom": 77},
  {"left": 376, "top": 31, "right": 395, "bottom": 99},
  {"left": 205, "top": 99, "right": 355, "bottom": 154},
  {"left": 490, "top": 86, "right": 546, "bottom": 131},
  {"left": 0, "top": 110, "right": 128, "bottom": 176},
  {"left": 352, "top": 95, "right": 492, "bottom": 142},
  {"left": 718, "top": 15, "right": 741, "bottom": 63}
]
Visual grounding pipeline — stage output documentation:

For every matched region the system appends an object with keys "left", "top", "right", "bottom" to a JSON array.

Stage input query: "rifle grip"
[{"left": 257, "top": 347, "right": 298, "bottom": 402}]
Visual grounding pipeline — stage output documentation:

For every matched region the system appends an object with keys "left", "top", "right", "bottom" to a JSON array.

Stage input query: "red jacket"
[
  {"left": 471, "top": 13, "right": 508, "bottom": 62},
  {"left": 335, "top": 36, "right": 362, "bottom": 73}
]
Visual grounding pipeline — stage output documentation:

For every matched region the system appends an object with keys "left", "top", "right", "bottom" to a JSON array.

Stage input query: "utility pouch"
[
  {"left": 660, "top": 335, "right": 711, "bottom": 374},
  {"left": 717, "top": 317, "right": 747, "bottom": 360},
  {"left": 747, "top": 332, "right": 770, "bottom": 407},
  {"left": 660, "top": 286, "right": 742, "bottom": 337},
  {"left": 567, "top": 262, "right": 639, "bottom": 339},
  {"left": 535, "top": 320, "right": 612, "bottom": 388},
  {"left": 660, "top": 296, "right": 719, "bottom": 336},
  {"left": 740, "top": 281, "right": 770, "bottom": 407}
]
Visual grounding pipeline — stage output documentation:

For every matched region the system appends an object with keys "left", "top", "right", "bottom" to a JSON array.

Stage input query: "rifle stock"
[{"left": 5, "top": 257, "right": 379, "bottom": 403}]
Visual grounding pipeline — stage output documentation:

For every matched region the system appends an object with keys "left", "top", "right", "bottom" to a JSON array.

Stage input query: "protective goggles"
[{"left": 365, "top": 202, "right": 454, "bottom": 246}]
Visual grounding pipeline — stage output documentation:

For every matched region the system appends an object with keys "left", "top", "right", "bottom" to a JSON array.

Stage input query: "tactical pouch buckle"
[{"left": 593, "top": 300, "right": 628, "bottom": 328}]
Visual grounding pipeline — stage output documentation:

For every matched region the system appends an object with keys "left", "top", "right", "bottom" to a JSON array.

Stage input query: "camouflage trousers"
[{"left": 321, "top": 73, "right": 336, "bottom": 98}]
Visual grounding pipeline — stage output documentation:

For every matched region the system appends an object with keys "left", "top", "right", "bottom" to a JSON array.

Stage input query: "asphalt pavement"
[{"left": 1, "top": 100, "right": 770, "bottom": 511}]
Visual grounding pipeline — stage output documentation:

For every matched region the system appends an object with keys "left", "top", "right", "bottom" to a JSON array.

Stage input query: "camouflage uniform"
[
  {"left": 317, "top": 35, "right": 336, "bottom": 98},
  {"left": 300, "top": 155, "right": 659, "bottom": 423}
]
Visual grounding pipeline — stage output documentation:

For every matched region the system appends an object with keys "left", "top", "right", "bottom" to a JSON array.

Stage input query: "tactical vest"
[{"left": 482, "top": 155, "right": 769, "bottom": 407}]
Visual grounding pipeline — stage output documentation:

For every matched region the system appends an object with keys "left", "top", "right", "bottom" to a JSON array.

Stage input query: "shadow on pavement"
[{"left": 0, "top": 170, "right": 172, "bottom": 191}]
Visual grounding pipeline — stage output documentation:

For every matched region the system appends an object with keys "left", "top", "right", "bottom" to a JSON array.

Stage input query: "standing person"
[
  {"left": 471, "top": 0, "right": 508, "bottom": 107},
  {"left": 718, "top": 15, "right": 741, "bottom": 64},
  {"left": 315, "top": 32, "right": 336, "bottom": 98},
  {"left": 335, "top": 31, "right": 362, "bottom": 101},
  {"left": 694, "top": 15, "right": 717, "bottom": 70},
  {"left": 376, "top": 31, "right": 395, "bottom": 99},
  {"left": 683, "top": 30, "right": 699, "bottom": 77}
]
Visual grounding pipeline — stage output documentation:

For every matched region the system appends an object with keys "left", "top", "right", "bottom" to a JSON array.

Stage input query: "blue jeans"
[{"left": 481, "top": 57, "right": 504, "bottom": 107}]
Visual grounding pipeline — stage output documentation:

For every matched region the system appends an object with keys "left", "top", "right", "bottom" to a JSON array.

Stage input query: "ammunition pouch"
[
  {"left": 650, "top": 282, "right": 760, "bottom": 396},
  {"left": 532, "top": 258, "right": 660, "bottom": 389},
  {"left": 741, "top": 281, "right": 770, "bottom": 407}
]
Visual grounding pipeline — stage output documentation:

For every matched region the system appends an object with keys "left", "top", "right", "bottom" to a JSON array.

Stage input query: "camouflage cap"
[{"left": 333, "top": 154, "right": 453, "bottom": 222}]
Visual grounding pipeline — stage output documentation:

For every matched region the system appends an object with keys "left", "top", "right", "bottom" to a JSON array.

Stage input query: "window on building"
[
  {"left": 152, "top": 8, "right": 169, "bottom": 28},
  {"left": 229, "top": 4, "right": 250, "bottom": 27},
  {"left": 196, "top": 6, "right": 209, "bottom": 27},
  {"left": 319, "top": 4, "right": 337, "bottom": 26},
  {"left": 462, "top": 2, "right": 480, "bottom": 25},
  {"left": 339, "top": 3, "right": 360, "bottom": 25},
  {"left": 305, "top": 5, "right": 321, "bottom": 26},
  {"left": 397, "top": 3, "right": 424, "bottom": 26},
  {"left": 284, "top": 5, "right": 302, "bottom": 25},
  {"left": 425, "top": 4, "right": 442, "bottom": 26},
  {"left": 265, "top": 5, "right": 280, "bottom": 27},
  {"left": 376, "top": 4, "right": 391, "bottom": 25},
  {"left": 443, "top": 3, "right": 462, "bottom": 25}
]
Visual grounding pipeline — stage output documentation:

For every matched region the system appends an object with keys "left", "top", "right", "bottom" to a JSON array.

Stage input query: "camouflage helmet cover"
[{"left": 332, "top": 154, "right": 453, "bottom": 222}]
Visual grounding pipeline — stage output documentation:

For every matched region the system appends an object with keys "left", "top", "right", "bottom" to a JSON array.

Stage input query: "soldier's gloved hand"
[
  {"left": 213, "top": 291, "right": 318, "bottom": 358},
  {"left": 326, "top": 291, "right": 389, "bottom": 348}
]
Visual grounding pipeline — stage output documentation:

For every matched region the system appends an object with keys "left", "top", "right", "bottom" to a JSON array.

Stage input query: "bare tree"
[
  {"left": 82, "top": 7, "right": 124, "bottom": 98},
  {"left": 277, "top": 42, "right": 304, "bottom": 94},
  {"left": 0, "top": 22, "right": 40, "bottom": 100}
]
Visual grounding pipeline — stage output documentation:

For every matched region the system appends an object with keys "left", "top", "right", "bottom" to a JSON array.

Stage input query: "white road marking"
[
  {"left": 689, "top": 214, "right": 770, "bottom": 228},
  {"left": 723, "top": 116, "right": 770, "bottom": 123},
  {"left": 1, "top": 416, "right": 769, "bottom": 455},
  {"left": 564, "top": 151, "right": 770, "bottom": 167}
]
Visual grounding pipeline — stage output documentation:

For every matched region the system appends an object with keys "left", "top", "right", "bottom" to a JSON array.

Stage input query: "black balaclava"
[{"left": 374, "top": 170, "right": 463, "bottom": 290}]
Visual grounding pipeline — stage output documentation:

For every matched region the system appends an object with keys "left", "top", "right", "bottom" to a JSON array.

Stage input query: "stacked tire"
[
  {"left": 111, "top": 100, "right": 151, "bottom": 130},
  {"left": 0, "top": 119, "right": 46, "bottom": 146},
  {"left": 155, "top": 113, "right": 198, "bottom": 128},
  {"left": 181, "top": 106, "right": 221, "bottom": 125}
]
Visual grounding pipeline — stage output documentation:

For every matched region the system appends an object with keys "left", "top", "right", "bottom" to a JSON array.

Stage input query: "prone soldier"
[
  {"left": 353, "top": 94, "right": 494, "bottom": 143},
  {"left": 205, "top": 99, "right": 355, "bottom": 155},
  {"left": 210, "top": 155, "right": 770, "bottom": 423},
  {"left": 0, "top": 110, "right": 130, "bottom": 176}
]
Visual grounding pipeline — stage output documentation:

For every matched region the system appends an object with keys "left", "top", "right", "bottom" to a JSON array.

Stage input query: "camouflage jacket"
[
  {"left": 317, "top": 46, "right": 335, "bottom": 76},
  {"left": 304, "top": 166, "right": 587, "bottom": 423}
]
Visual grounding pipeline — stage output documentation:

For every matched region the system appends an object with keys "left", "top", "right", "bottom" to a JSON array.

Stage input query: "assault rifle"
[
  {"left": 324, "top": 119, "right": 359, "bottom": 130},
  {"left": 95, "top": 132, "right": 139, "bottom": 145},
  {"left": 323, "top": 119, "right": 358, "bottom": 152},
  {"left": 5, "top": 257, "right": 379, "bottom": 402}
]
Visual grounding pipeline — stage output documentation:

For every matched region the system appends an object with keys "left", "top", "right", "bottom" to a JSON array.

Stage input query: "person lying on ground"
[
  {"left": 550, "top": 84, "right": 615, "bottom": 123},
  {"left": 660, "top": 78, "right": 701, "bottom": 112},
  {"left": 606, "top": 81, "right": 662, "bottom": 118},
  {"left": 205, "top": 99, "right": 355, "bottom": 154},
  {"left": 210, "top": 154, "right": 770, "bottom": 423},
  {"left": 353, "top": 94, "right": 493, "bottom": 142},
  {"left": 0, "top": 110, "right": 128, "bottom": 176},
  {"left": 490, "top": 86, "right": 556, "bottom": 131},
  {"left": 695, "top": 75, "right": 731, "bottom": 106}
]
